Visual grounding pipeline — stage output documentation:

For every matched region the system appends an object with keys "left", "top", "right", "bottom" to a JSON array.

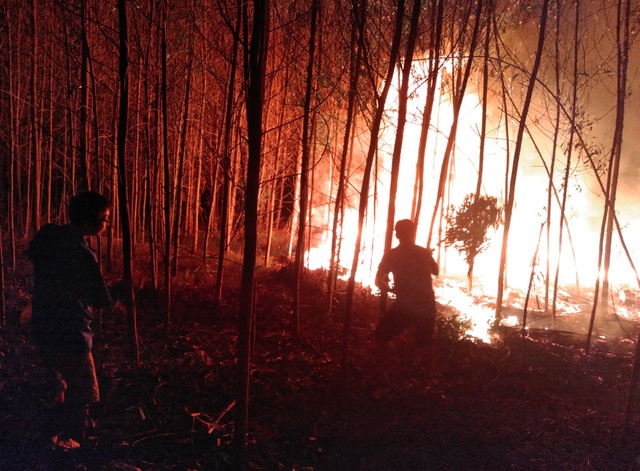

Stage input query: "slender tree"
[
  {"left": 214, "top": 0, "right": 243, "bottom": 306},
  {"left": 292, "top": 0, "right": 319, "bottom": 336},
  {"left": 588, "top": 0, "right": 631, "bottom": 349},
  {"left": 326, "top": 4, "right": 362, "bottom": 317},
  {"left": 552, "top": 0, "right": 580, "bottom": 325},
  {"left": 161, "top": 0, "right": 172, "bottom": 326},
  {"left": 386, "top": 0, "right": 422, "bottom": 231},
  {"left": 495, "top": 0, "right": 550, "bottom": 324},
  {"left": 343, "top": 0, "right": 405, "bottom": 370},
  {"left": 117, "top": 0, "right": 140, "bottom": 363},
  {"left": 427, "top": 0, "right": 483, "bottom": 248},
  {"left": 235, "top": 0, "right": 268, "bottom": 467}
]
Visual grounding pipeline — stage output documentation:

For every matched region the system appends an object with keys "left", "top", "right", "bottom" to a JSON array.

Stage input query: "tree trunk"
[
  {"left": 215, "top": 0, "right": 242, "bottom": 306},
  {"left": 292, "top": 0, "right": 318, "bottom": 336},
  {"left": 588, "top": 0, "right": 630, "bottom": 350},
  {"left": 327, "top": 6, "right": 362, "bottom": 318},
  {"left": 7, "top": 2, "right": 17, "bottom": 270},
  {"left": 546, "top": 0, "right": 562, "bottom": 315},
  {"left": 384, "top": 0, "right": 421, "bottom": 252},
  {"left": 495, "top": 0, "right": 550, "bottom": 325},
  {"left": 552, "top": 0, "right": 580, "bottom": 326},
  {"left": 31, "top": 0, "right": 41, "bottom": 231},
  {"left": 161, "top": 0, "right": 172, "bottom": 327},
  {"left": 412, "top": 0, "right": 444, "bottom": 224},
  {"left": 78, "top": 0, "right": 90, "bottom": 192},
  {"left": 599, "top": 0, "right": 630, "bottom": 318},
  {"left": 117, "top": 0, "right": 140, "bottom": 364},
  {"left": 192, "top": 73, "right": 207, "bottom": 254},
  {"left": 171, "top": 39, "right": 194, "bottom": 277},
  {"left": 427, "top": 0, "right": 482, "bottom": 248},
  {"left": 343, "top": 0, "right": 405, "bottom": 371},
  {"left": 234, "top": 1, "right": 268, "bottom": 467}
]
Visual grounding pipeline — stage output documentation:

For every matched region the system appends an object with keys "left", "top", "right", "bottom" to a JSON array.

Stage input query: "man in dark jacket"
[
  {"left": 375, "top": 219, "right": 439, "bottom": 350},
  {"left": 28, "top": 191, "right": 112, "bottom": 447}
]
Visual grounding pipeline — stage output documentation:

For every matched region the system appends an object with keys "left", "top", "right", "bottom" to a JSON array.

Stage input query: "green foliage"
[{"left": 445, "top": 193, "right": 503, "bottom": 266}]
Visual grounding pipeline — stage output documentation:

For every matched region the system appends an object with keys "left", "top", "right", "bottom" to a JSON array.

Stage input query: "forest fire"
[
  {"left": 303, "top": 53, "right": 640, "bottom": 343},
  {"left": 4, "top": 1, "right": 640, "bottom": 469}
]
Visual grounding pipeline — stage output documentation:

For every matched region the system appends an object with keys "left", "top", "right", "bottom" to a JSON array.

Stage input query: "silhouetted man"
[
  {"left": 28, "top": 191, "right": 112, "bottom": 448},
  {"left": 375, "top": 219, "right": 439, "bottom": 350}
]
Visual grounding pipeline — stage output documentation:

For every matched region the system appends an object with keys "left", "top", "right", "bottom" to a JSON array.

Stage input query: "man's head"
[
  {"left": 69, "top": 191, "right": 111, "bottom": 237},
  {"left": 394, "top": 219, "right": 417, "bottom": 244}
]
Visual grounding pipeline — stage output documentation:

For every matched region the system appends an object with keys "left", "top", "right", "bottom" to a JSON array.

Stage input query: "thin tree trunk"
[
  {"left": 599, "top": 0, "right": 630, "bottom": 318},
  {"left": 343, "top": 0, "right": 404, "bottom": 371},
  {"left": 413, "top": 0, "right": 444, "bottom": 224},
  {"left": 588, "top": 0, "right": 630, "bottom": 349},
  {"left": 161, "top": 0, "right": 172, "bottom": 327},
  {"left": 62, "top": 21, "right": 72, "bottom": 224},
  {"left": 78, "top": 0, "right": 90, "bottom": 191},
  {"left": 427, "top": 0, "right": 482, "bottom": 248},
  {"left": 107, "top": 90, "right": 119, "bottom": 270},
  {"left": 546, "top": 0, "right": 562, "bottom": 315},
  {"left": 215, "top": 0, "right": 242, "bottom": 305},
  {"left": 31, "top": 0, "right": 41, "bottom": 231},
  {"left": 384, "top": 0, "right": 421, "bottom": 249},
  {"left": 117, "top": 0, "right": 140, "bottom": 364},
  {"left": 235, "top": 0, "right": 268, "bottom": 466},
  {"left": 7, "top": 2, "right": 17, "bottom": 270},
  {"left": 552, "top": 0, "right": 580, "bottom": 326},
  {"left": 171, "top": 39, "right": 194, "bottom": 277},
  {"left": 192, "top": 74, "right": 207, "bottom": 254},
  {"left": 327, "top": 7, "right": 362, "bottom": 317},
  {"left": 203, "top": 160, "right": 220, "bottom": 265},
  {"left": 292, "top": 0, "right": 319, "bottom": 336},
  {"left": 495, "top": 0, "right": 550, "bottom": 324},
  {"left": 263, "top": 72, "right": 287, "bottom": 267},
  {"left": 46, "top": 39, "right": 53, "bottom": 223}
]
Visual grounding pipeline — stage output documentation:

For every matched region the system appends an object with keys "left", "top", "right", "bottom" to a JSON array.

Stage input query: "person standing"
[
  {"left": 375, "top": 219, "right": 439, "bottom": 352},
  {"left": 28, "top": 191, "right": 112, "bottom": 447}
]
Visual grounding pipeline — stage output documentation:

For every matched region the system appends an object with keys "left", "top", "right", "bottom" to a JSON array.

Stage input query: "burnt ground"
[{"left": 2, "top": 255, "right": 640, "bottom": 470}]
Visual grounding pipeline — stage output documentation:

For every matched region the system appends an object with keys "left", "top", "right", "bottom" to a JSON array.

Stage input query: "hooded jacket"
[{"left": 28, "top": 224, "right": 110, "bottom": 353}]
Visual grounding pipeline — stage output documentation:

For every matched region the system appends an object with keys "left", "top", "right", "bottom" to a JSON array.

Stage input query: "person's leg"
[
  {"left": 40, "top": 350, "right": 68, "bottom": 443},
  {"left": 375, "top": 302, "right": 412, "bottom": 341},
  {"left": 58, "top": 352, "right": 100, "bottom": 443},
  {"left": 414, "top": 309, "right": 436, "bottom": 375}
]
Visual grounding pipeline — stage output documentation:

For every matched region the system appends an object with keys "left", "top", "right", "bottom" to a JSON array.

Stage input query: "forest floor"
[{"left": 3, "top": 248, "right": 640, "bottom": 470}]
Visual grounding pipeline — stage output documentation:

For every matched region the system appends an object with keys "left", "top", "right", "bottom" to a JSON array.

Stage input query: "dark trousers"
[{"left": 375, "top": 299, "right": 436, "bottom": 346}]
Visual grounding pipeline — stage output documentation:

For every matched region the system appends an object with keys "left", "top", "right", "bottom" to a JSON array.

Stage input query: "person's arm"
[
  {"left": 375, "top": 255, "right": 391, "bottom": 292},
  {"left": 427, "top": 249, "right": 439, "bottom": 276}
]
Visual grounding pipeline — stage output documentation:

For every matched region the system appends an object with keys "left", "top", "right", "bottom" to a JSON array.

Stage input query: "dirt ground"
[{"left": 2, "top": 259, "right": 640, "bottom": 470}]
